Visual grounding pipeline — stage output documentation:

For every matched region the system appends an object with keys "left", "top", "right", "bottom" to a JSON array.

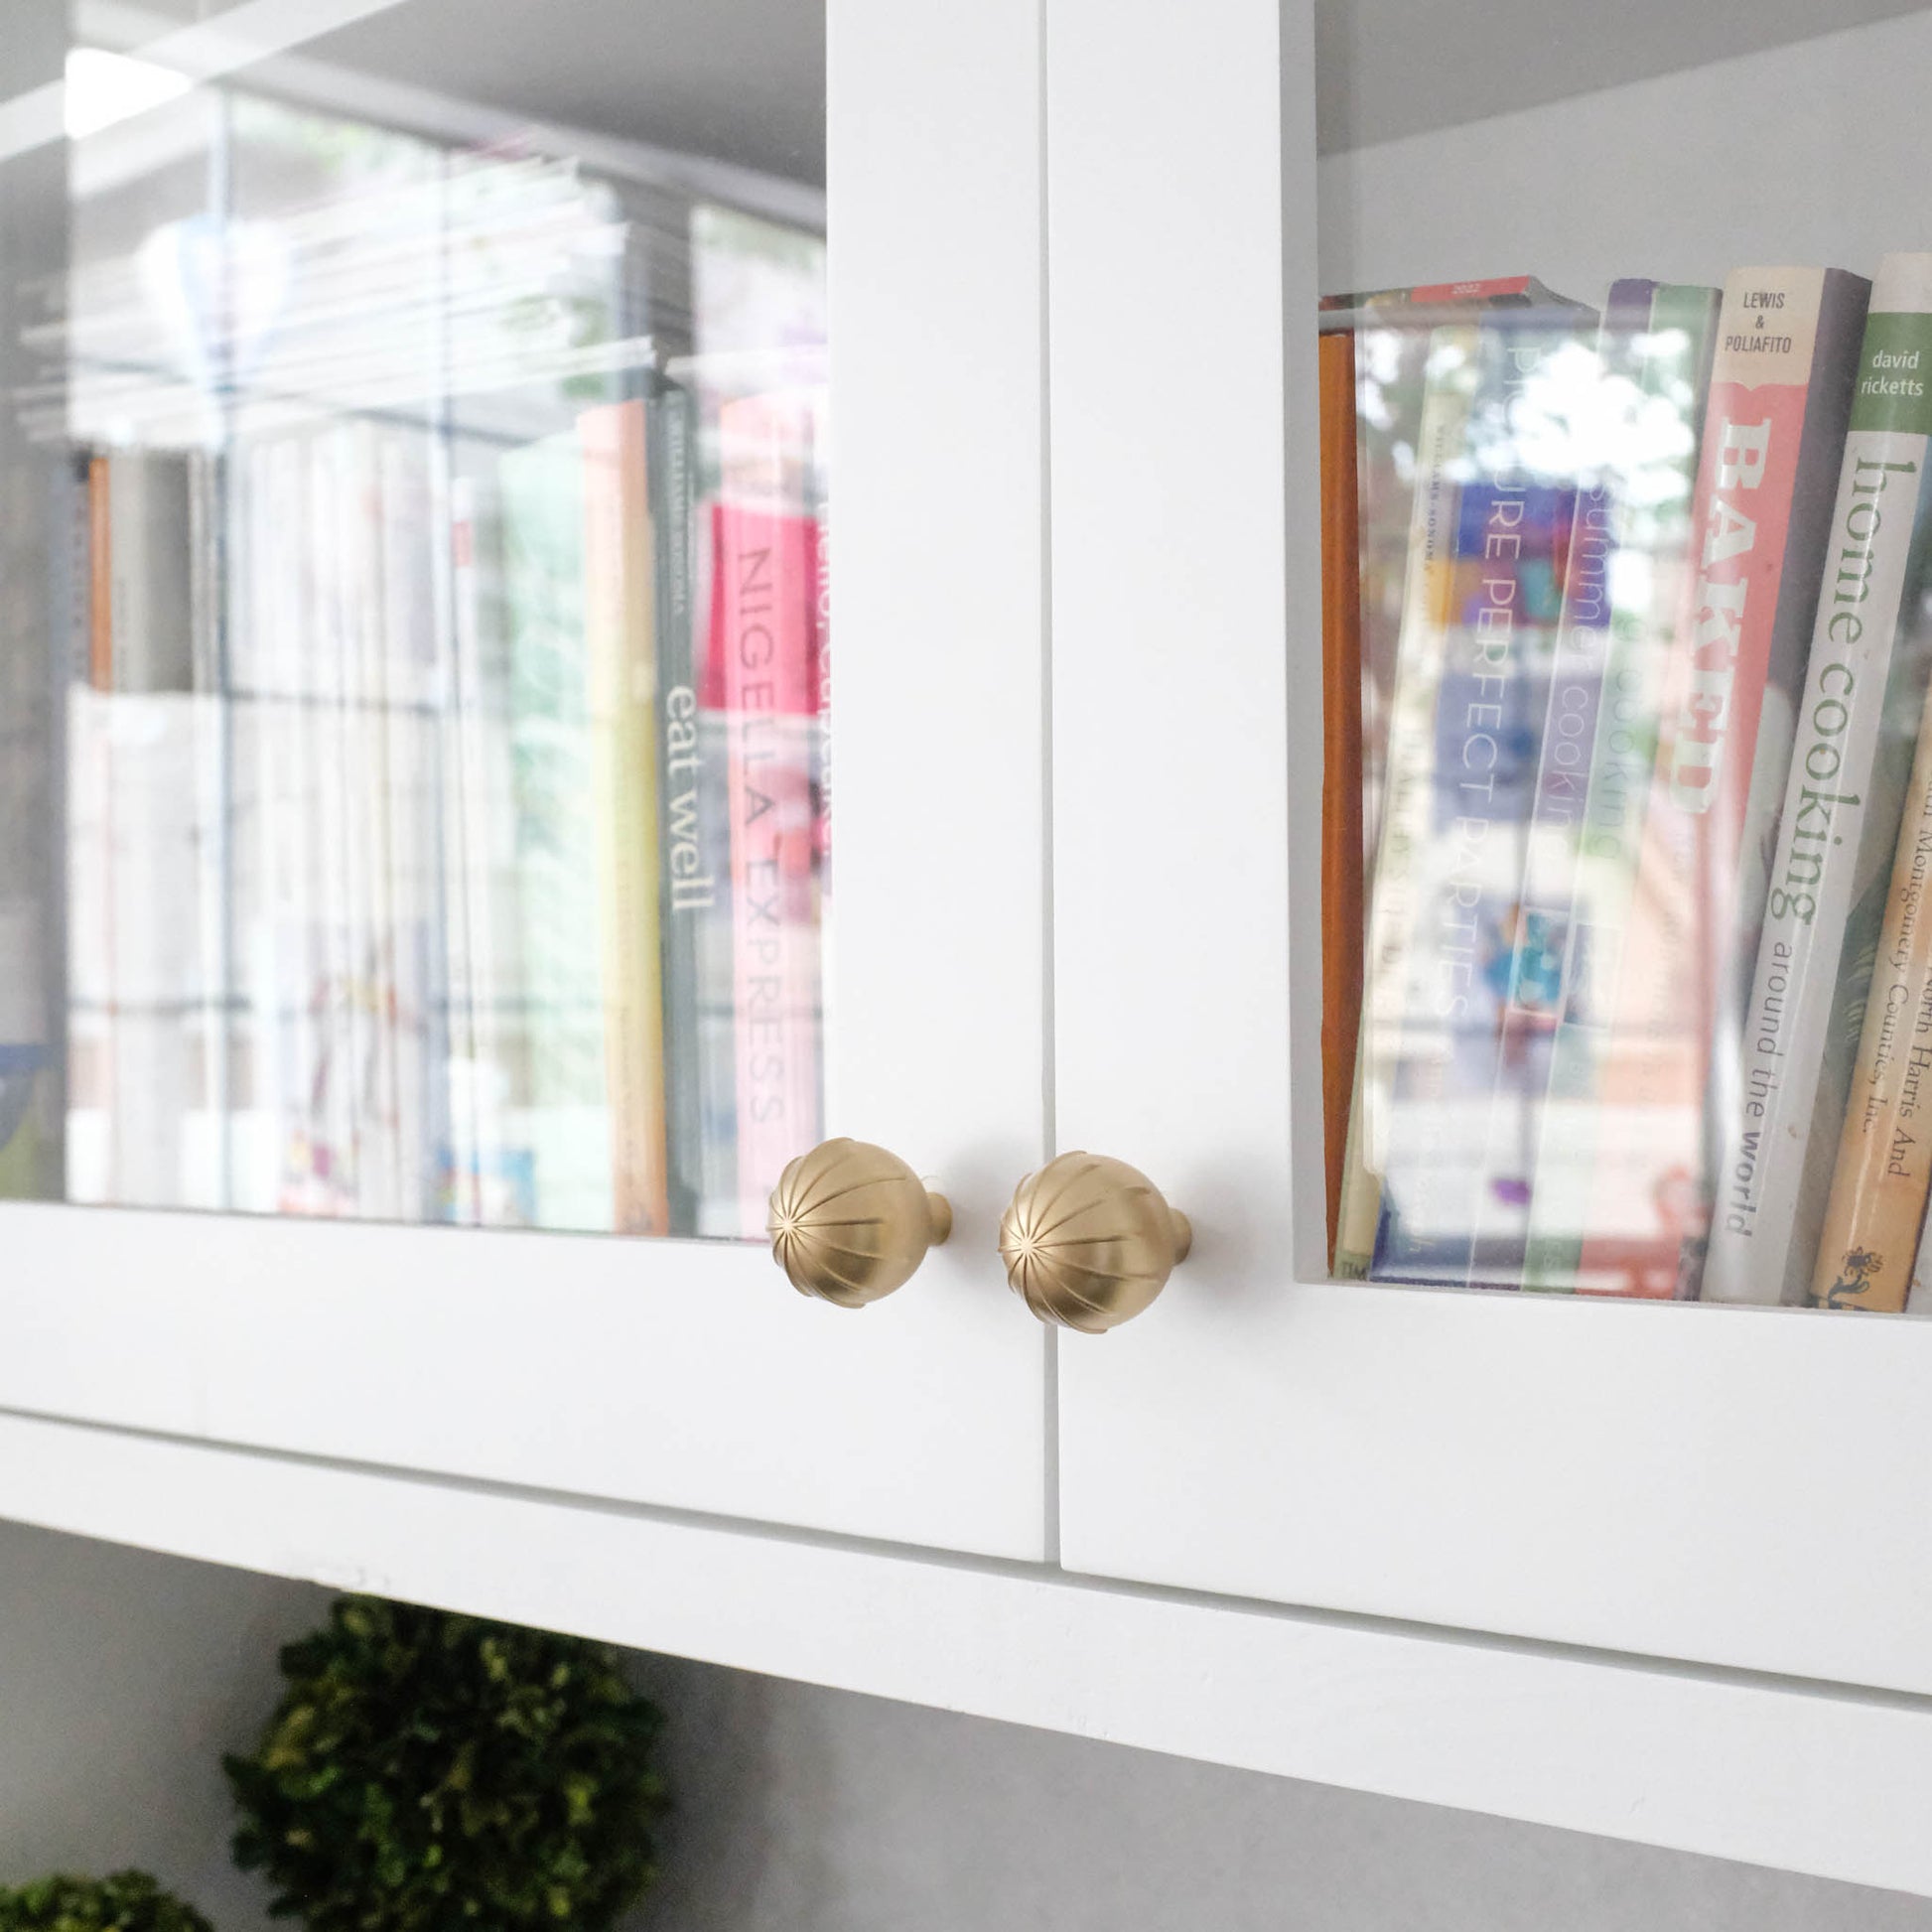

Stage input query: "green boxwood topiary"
[
  {"left": 225, "top": 1596, "right": 667, "bottom": 1932},
  {"left": 0, "top": 1872, "right": 212, "bottom": 1932}
]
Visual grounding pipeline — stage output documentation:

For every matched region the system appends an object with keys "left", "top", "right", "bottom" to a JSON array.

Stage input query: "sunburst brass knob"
[
  {"left": 998, "top": 1152, "right": 1191, "bottom": 1333},
  {"left": 767, "top": 1139, "right": 953, "bottom": 1309}
]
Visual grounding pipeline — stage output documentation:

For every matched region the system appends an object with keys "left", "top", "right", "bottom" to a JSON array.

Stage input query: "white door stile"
[
  {"left": 0, "top": 0, "right": 1053, "bottom": 1561},
  {"left": 1042, "top": 0, "right": 1312, "bottom": 1290},
  {"left": 1045, "top": 0, "right": 1932, "bottom": 1701}
]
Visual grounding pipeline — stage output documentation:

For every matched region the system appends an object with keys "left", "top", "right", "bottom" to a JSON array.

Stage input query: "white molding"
[{"left": 3, "top": 1408, "right": 1931, "bottom": 1897}]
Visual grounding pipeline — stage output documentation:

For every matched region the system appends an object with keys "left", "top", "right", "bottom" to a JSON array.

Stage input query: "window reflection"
[{"left": 9, "top": 7, "right": 828, "bottom": 1239}]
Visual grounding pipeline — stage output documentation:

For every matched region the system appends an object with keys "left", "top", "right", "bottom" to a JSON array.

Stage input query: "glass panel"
[
  {"left": 0, "top": 0, "right": 827, "bottom": 1238},
  {"left": 1316, "top": 4, "right": 1932, "bottom": 1311}
]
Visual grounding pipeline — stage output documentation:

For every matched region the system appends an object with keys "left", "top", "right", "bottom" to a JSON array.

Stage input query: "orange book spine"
[
  {"left": 1319, "top": 332, "right": 1364, "bottom": 1260},
  {"left": 1808, "top": 694, "right": 1932, "bottom": 1311},
  {"left": 87, "top": 454, "right": 112, "bottom": 691}
]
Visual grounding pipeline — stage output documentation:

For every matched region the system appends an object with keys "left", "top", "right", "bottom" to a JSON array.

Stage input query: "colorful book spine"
[
  {"left": 1333, "top": 325, "right": 1481, "bottom": 1277},
  {"left": 1331, "top": 279, "right": 1587, "bottom": 907},
  {"left": 1527, "top": 269, "right": 1865, "bottom": 1294},
  {"left": 581, "top": 399, "right": 672, "bottom": 1237},
  {"left": 1318, "top": 275, "right": 1589, "bottom": 331},
  {"left": 1319, "top": 329, "right": 1364, "bottom": 1259},
  {"left": 650, "top": 377, "right": 714, "bottom": 1236},
  {"left": 1809, "top": 656, "right": 1932, "bottom": 1311},
  {"left": 1678, "top": 267, "right": 1872, "bottom": 1294},
  {"left": 1704, "top": 253, "right": 1932, "bottom": 1305},
  {"left": 1368, "top": 317, "right": 1588, "bottom": 1285},
  {"left": 1522, "top": 282, "right": 1723, "bottom": 1283},
  {"left": 1463, "top": 280, "right": 1660, "bottom": 1282},
  {"left": 715, "top": 391, "right": 824, "bottom": 1238}
]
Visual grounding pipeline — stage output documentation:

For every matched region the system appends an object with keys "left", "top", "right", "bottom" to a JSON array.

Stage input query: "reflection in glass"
[
  {"left": 4, "top": 1, "right": 828, "bottom": 1239},
  {"left": 1324, "top": 262, "right": 1932, "bottom": 1310}
]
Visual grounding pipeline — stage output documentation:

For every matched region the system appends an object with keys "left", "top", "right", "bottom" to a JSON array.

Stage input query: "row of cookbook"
[
  {"left": 1320, "top": 252, "right": 1932, "bottom": 1310},
  {"left": 67, "top": 365, "right": 827, "bottom": 1240}
]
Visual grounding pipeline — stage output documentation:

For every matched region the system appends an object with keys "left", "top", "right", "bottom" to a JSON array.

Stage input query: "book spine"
[
  {"left": 1591, "top": 268, "right": 1847, "bottom": 1298},
  {"left": 444, "top": 469, "right": 534, "bottom": 1229},
  {"left": 345, "top": 423, "right": 393, "bottom": 1220},
  {"left": 1809, "top": 674, "right": 1932, "bottom": 1310},
  {"left": 86, "top": 454, "right": 111, "bottom": 691},
  {"left": 1348, "top": 286, "right": 1592, "bottom": 907},
  {"left": 1319, "top": 331, "right": 1364, "bottom": 1260},
  {"left": 1333, "top": 325, "right": 1479, "bottom": 1277},
  {"left": 261, "top": 437, "right": 321, "bottom": 1215},
  {"left": 500, "top": 431, "right": 616, "bottom": 1234},
  {"left": 188, "top": 449, "right": 227, "bottom": 1199},
  {"left": 1465, "top": 278, "right": 1659, "bottom": 1283},
  {"left": 1703, "top": 254, "right": 1932, "bottom": 1305},
  {"left": 1518, "top": 302, "right": 1719, "bottom": 1290},
  {"left": 1681, "top": 268, "right": 1871, "bottom": 1295},
  {"left": 1368, "top": 320, "right": 1585, "bottom": 1286},
  {"left": 581, "top": 398, "right": 671, "bottom": 1237},
  {"left": 224, "top": 438, "right": 278, "bottom": 1214},
  {"left": 439, "top": 474, "right": 485, "bottom": 1225},
  {"left": 313, "top": 427, "right": 359, "bottom": 1214},
  {"left": 1557, "top": 268, "right": 1852, "bottom": 1294},
  {"left": 1352, "top": 332, "right": 1427, "bottom": 898},
  {"left": 378, "top": 429, "right": 436, "bottom": 1223},
  {"left": 651, "top": 379, "right": 711, "bottom": 1236},
  {"left": 717, "top": 392, "right": 824, "bottom": 1237}
]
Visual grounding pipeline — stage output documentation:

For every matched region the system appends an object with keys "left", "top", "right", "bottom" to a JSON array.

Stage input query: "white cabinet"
[
  {"left": 9, "top": 0, "right": 1932, "bottom": 1896},
  {"left": 1052, "top": 0, "right": 1932, "bottom": 1701},
  {"left": 0, "top": 0, "right": 1052, "bottom": 1560}
]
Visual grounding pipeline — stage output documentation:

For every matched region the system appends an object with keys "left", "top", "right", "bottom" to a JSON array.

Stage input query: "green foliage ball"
[
  {"left": 225, "top": 1597, "right": 667, "bottom": 1932},
  {"left": 0, "top": 1872, "right": 212, "bottom": 1932}
]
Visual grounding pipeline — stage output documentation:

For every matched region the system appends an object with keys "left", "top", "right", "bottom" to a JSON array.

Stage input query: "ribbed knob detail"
[
  {"left": 767, "top": 1139, "right": 952, "bottom": 1309},
  {"left": 998, "top": 1152, "right": 1191, "bottom": 1333}
]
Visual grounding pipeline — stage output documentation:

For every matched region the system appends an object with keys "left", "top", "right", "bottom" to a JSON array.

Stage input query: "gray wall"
[
  {"left": 0, "top": 1519, "right": 1925, "bottom": 1932},
  {"left": 0, "top": 1522, "right": 327, "bottom": 1931}
]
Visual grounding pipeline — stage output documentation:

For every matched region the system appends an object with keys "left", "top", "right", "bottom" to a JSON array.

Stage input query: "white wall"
[
  {"left": 1318, "top": 8, "right": 1932, "bottom": 305},
  {"left": 2, "top": 1520, "right": 1927, "bottom": 1932},
  {"left": 0, "top": 1523, "right": 327, "bottom": 1932}
]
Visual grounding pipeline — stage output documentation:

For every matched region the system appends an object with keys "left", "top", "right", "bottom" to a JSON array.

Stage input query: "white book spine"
[
  {"left": 440, "top": 472, "right": 483, "bottom": 1226},
  {"left": 1331, "top": 325, "right": 1478, "bottom": 1274},
  {"left": 1703, "top": 253, "right": 1932, "bottom": 1304}
]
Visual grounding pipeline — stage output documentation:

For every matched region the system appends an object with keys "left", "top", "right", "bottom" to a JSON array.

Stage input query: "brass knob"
[
  {"left": 998, "top": 1152, "right": 1191, "bottom": 1333},
  {"left": 767, "top": 1139, "right": 953, "bottom": 1309}
]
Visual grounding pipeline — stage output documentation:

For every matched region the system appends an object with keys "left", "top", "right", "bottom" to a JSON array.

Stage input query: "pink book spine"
[{"left": 716, "top": 394, "right": 823, "bottom": 1236}]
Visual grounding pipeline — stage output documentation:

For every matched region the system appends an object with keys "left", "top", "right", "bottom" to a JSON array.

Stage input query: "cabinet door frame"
[
  {"left": 1046, "top": 0, "right": 1932, "bottom": 1696},
  {"left": 0, "top": 0, "right": 1053, "bottom": 1562}
]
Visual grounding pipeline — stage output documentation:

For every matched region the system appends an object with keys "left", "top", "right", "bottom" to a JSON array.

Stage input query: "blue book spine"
[{"left": 1368, "top": 315, "right": 1589, "bottom": 1287}]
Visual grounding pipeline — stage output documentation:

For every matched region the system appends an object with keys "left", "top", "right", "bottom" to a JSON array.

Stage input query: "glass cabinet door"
[
  {"left": 1052, "top": 0, "right": 1932, "bottom": 1695},
  {"left": 22, "top": 1, "right": 829, "bottom": 1238},
  {"left": 0, "top": 0, "right": 1050, "bottom": 1558}
]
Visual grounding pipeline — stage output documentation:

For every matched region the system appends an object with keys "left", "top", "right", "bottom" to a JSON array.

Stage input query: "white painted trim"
[
  {"left": 3, "top": 1408, "right": 1930, "bottom": 1897},
  {"left": 0, "top": 1199, "right": 1048, "bottom": 1557}
]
